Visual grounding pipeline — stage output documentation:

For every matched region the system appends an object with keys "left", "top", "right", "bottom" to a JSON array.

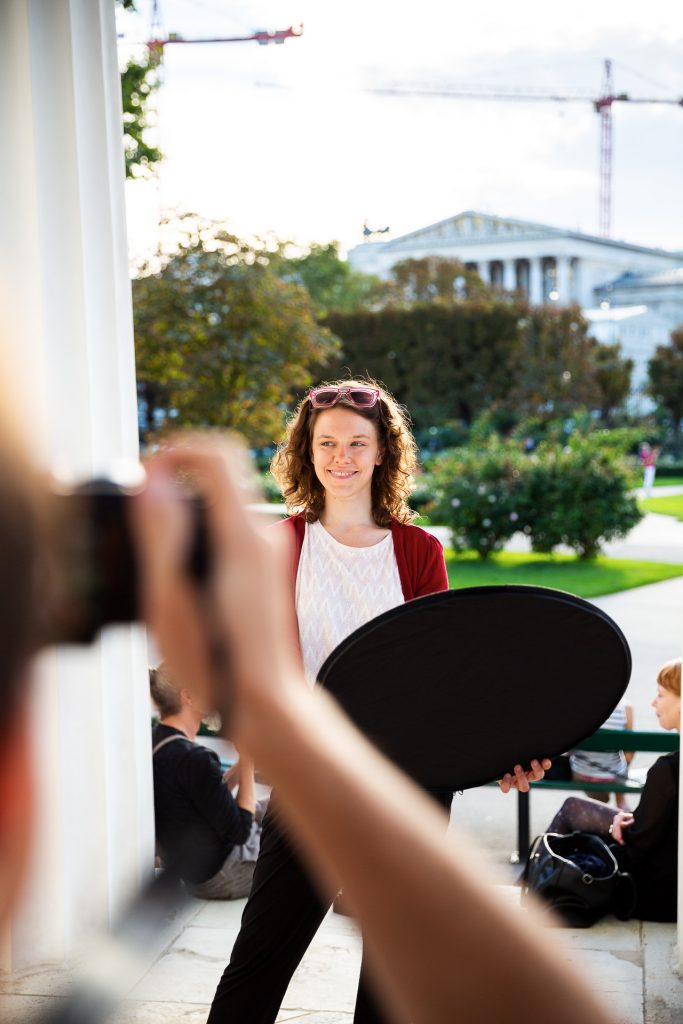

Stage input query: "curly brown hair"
[{"left": 270, "top": 378, "right": 418, "bottom": 527}]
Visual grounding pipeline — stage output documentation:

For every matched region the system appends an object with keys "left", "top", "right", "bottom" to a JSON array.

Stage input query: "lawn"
[
  {"left": 653, "top": 476, "right": 683, "bottom": 487},
  {"left": 445, "top": 550, "right": 683, "bottom": 598},
  {"left": 640, "top": 494, "right": 683, "bottom": 521}
]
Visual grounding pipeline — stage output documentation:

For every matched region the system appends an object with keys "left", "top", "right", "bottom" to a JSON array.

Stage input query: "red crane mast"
[{"left": 371, "top": 60, "right": 683, "bottom": 238}]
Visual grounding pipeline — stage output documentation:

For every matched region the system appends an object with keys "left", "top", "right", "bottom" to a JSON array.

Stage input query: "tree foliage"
[
  {"left": 591, "top": 341, "right": 633, "bottom": 423},
  {"left": 388, "top": 256, "right": 492, "bottom": 304},
  {"left": 506, "top": 307, "right": 601, "bottom": 419},
  {"left": 647, "top": 328, "right": 683, "bottom": 453},
  {"left": 275, "top": 242, "right": 385, "bottom": 315},
  {"left": 117, "top": 0, "right": 163, "bottom": 178},
  {"left": 322, "top": 298, "right": 630, "bottom": 433},
  {"left": 121, "top": 52, "right": 163, "bottom": 178},
  {"left": 133, "top": 222, "right": 339, "bottom": 445}
]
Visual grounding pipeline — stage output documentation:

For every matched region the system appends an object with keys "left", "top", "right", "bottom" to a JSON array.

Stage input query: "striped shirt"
[{"left": 570, "top": 703, "right": 629, "bottom": 779}]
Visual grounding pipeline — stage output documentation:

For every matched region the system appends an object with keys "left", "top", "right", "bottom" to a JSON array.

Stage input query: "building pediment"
[{"left": 384, "top": 210, "right": 563, "bottom": 250}]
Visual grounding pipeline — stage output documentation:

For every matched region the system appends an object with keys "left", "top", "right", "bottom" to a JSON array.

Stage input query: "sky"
[{"left": 117, "top": 1, "right": 683, "bottom": 263}]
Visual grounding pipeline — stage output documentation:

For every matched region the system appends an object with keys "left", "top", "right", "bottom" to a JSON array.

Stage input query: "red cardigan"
[{"left": 273, "top": 512, "right": 448, "bottom": 600}]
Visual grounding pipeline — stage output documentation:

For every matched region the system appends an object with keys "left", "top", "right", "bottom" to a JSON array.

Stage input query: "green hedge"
[{"left": 429, "top": 436, "right": 641, "bottom": 559}]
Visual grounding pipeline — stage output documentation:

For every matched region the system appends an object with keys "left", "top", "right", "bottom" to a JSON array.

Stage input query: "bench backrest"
[{"left": 575, "top": 728, "right": 679, "bottom": 753}]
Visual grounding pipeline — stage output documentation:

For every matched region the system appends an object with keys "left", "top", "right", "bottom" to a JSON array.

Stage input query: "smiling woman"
[
  {"left": 206, "top": 378, "right": 455, "bottom": 1024},
  {"left": 207, "top": 377, "right": 549, "bottom": 1024},
  {"left": 271, "top": 377, "right": 419, "bottom": 528}
]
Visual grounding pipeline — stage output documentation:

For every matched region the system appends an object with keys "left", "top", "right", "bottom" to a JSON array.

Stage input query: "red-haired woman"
[{"left": 207, "top": 380, "right": 546, "bottom": 1024}]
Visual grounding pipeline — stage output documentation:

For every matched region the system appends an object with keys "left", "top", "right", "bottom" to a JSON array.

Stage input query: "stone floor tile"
[
  {"left": 280, "top": 925, "right": 362, "bottom": 1016},
  {"left": 0, "top": 993, "right": 56, "bottom": 1023},
  {"left": 111, "top": 1000, "right": 211, "bottom": 1023},
  {"left": 190, "top": 897, "right": 247, "bottom": 930},
  {"left": 642, "top": 923, "right": 683, "bottom": 1024},
  {"left": 277, "top": 1015, "right": 353, "bottom": 1023},
  {"left": 564, "top": 947, "right": 643, "bottom": 995},
  {"left": 130, "top": 925, "right": 233, "bottom": 1004},
  {"left": 552, "top": 917, "right": 643, "bottom": 952},
  {"left": 0, "top": 962, "right": 76, "bottom": 998}
]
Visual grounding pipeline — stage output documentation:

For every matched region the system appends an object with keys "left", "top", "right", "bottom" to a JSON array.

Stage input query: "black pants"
[{"left": 207, "top": 789, "right": 453, "bottom": 1024}]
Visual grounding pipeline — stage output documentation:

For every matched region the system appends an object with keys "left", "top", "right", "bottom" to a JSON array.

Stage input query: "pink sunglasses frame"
[{"left": 309, "top": 386, "right": 380, "bottom": 410}]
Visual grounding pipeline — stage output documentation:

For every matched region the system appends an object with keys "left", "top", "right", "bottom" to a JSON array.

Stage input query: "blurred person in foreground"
[
  {"left": 0, "top": 398, "right": 612, "bottom": 1023},
  {"left": 203, "top": 380, "right": 548, "bottom": 1024}
]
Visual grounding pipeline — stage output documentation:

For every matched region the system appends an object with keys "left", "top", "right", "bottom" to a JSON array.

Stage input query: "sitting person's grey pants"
[{"left": 189, "top": 798, "right": 267, "bottom": 900}]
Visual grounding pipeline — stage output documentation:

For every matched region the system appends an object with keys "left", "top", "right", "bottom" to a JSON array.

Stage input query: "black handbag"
[{"left": 522, "top": 831, "right": 637, "bottom": 927}]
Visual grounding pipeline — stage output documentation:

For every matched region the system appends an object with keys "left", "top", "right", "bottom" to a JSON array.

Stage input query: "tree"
[
  {"left": 133, "top": 222, "right": 340, "bottom": 445},
  {"left": 322, "top": 302, "right": 522, "bottom": 430},
  {"left": 275, "top": 242, "right": 385, "bottom": 315},
  {"left": 591, "top": 341, "right": 633, "bottom": 423},
  {"left": 647, "top": 328, "right": 683, "bottom": 455},
  {"left": 388, "top": 256, "right": 492, "bottom": 305},
  {"left": 505, "top": 307, "right": 601, "bottom": 420},
  {"left": 121, "top": 53, "right": 163, "bottom": 178},
  {"left": 117, "top": 0, "right": 163, "bottom": 178}
]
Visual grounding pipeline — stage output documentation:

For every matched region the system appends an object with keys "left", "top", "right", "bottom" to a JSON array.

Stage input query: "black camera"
[{"left": 39, "top": 478, "right": 209, "bottom": 646}]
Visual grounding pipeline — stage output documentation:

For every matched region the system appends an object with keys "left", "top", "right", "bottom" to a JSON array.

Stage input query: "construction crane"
[
  {"left": 145, "top": 0, "right": 302, "bottom": 63},
  {"left": 370, "top": 59, "right": 683, "bottom": 238},
  {"left": 148, "top": 24, "right": 303, "bottom": 60}
]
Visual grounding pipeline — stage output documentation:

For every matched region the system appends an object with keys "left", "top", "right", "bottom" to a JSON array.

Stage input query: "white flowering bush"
[{"left": 431, "top": 440, "right": 529, "bottom": 558}]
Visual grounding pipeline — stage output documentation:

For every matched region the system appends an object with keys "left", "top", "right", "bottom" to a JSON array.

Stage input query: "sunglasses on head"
[{"left": 309, "top": 386, "right": 380, "bottom": 410}]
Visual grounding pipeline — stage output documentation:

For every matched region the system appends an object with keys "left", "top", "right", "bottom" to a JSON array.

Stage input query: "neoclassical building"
[
  {"left": 348, "top": 211, "right": 683, "bottom": 405},
  {"left": 349, "top": 211, "right": 681, "bottom": 307}
]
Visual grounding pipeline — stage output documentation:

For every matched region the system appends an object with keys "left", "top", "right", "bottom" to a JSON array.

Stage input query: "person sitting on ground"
[
  {"left": 150, "top": 662, "right": 267, "bottom": 899},
  {"left": 547, "top": 659, "right": 679, "bottom": 922},
  {"left": 569, "top": 699, "right": 634, "bottom": 810}
]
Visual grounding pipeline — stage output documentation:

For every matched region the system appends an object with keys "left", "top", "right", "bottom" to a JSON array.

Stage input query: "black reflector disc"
[{"left": 317, "top": 586, "right": 631, "bottom": 790}]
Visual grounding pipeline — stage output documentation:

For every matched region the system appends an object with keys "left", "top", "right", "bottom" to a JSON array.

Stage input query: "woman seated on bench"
[{"left": 547, "top": 658, "right": 679, "bottom": 922}]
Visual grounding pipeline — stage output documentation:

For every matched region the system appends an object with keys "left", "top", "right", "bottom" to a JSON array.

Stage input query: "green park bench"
[{"left": 512, "top": 727, "right": 680, "bottom": 864}]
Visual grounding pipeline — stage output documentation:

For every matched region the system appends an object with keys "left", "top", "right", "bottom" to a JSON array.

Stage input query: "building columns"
[
  {"left": 528, "top": 257, "right": 543, "bottom": 305},
  {"left": 556, "top": 255, "right": 572, "bottom": 304},
  {"left": 503, "top": 259, "right": 517, "bottom": 292},
  {"left": 0, "top": 0, "right": 153, "bottom": 970}
]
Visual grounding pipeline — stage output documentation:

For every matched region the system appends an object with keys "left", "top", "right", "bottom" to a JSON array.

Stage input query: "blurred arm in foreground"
[{"left": 134, "top": 438, "right": 613, "bottom": 1024}]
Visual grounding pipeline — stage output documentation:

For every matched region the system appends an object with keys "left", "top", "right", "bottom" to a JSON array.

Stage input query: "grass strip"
[
  {"left": 639, "top": 495, "right": 683, "bottom": 521},
  {"left": 445, "top": 549, "right": 683, "bottom": 598},
  {"left": 653, "top": 476, "right": 683, "bottom": 487}
]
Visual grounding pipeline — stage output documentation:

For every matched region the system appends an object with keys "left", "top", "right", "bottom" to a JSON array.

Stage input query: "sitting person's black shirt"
[
  {"left": 152, "top": 723, "right": 253, "bottom": 884},
  {"left": 617, "top": 750, "right": 679, "bottom": 922}
]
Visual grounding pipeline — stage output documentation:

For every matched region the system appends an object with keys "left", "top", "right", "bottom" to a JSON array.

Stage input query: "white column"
[
  {"left": 478, "top": 260, "right": 492, "bottom": 285},
  {"left": 528, "top": 257, "right": 543, "bottom": 305},
  {"left": 556, "top": 256, "right": 572, "bottom": 305},
  {"left": 572, "top": 259, "right": 583, "bottom": 305},
  {"left": 502, "top": 259, "right": 516, "bottom": 292},
  {"left": 0, "top": 0, "right": 154, "bottom": 970}
]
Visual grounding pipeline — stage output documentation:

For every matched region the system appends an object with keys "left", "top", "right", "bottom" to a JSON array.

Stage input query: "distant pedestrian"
[{"left": 639, "top": 443, "right": 661, "bottom": 498}]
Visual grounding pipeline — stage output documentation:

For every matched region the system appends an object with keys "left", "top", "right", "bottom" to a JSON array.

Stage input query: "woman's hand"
[
  {"left": 609, "top": 811, "right": 634, "bottom": 845},
  {"left": 498, "top": 759, "right": 551, "bottom": 794},
  {"left": 223, "top": 762, "right": 241, "bottom": 789}
]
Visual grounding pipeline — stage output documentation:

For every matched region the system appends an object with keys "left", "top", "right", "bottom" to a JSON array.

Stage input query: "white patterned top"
[{"left": 295, "top": 520, "right": 404, "bottom": 685}]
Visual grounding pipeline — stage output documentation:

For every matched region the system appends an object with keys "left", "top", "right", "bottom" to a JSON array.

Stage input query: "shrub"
[
  {"left": 521, "top": 441, "right": 642, "bottom": 559},
  {"left": 430, "top": 441, "right": 529, "bottom": 558},
  {"left": 259, "top": 471, "right": 284, "bottom": 504}
]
